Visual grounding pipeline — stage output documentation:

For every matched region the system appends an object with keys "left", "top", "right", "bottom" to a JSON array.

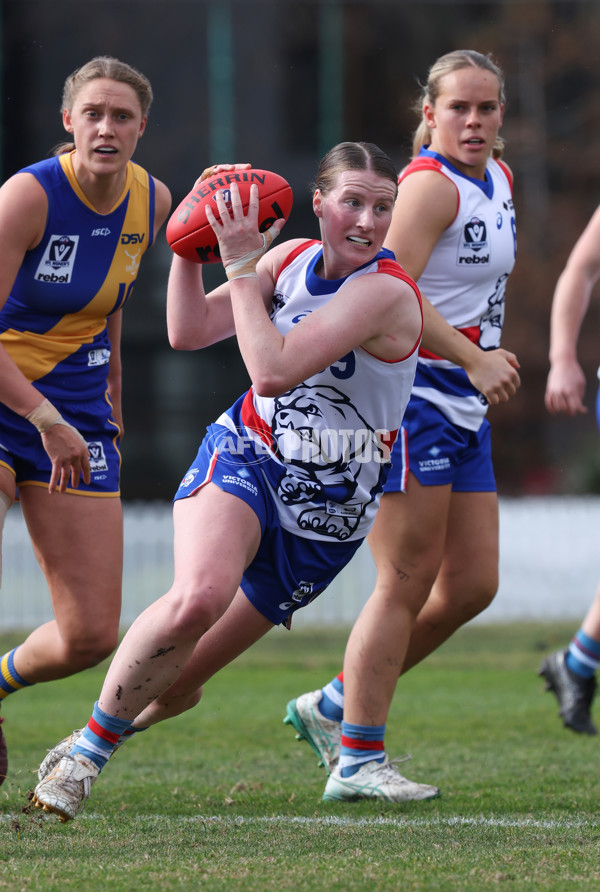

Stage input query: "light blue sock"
[
  {"left": 567, "top": 629, "right": 600, "bottom": 679},
  {"left": 319, "top": 674, "right": 344, "bottom": 721},
  {"left": 338, "top": 721, "right": 386, "bottom": 778},
  {"left": 72, "top": 702, "right": 134, "bottom": 771}
]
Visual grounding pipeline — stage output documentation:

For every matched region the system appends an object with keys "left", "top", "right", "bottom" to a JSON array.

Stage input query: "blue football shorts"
[
  {"left": 174, "top": 422, "right": 363, "bottom": 627},
  {"left": 0, "top": 392, "right": 121, "bottom": 496},
  {"left": 384, "top": 396, "right": 496, "bottom": 493}
]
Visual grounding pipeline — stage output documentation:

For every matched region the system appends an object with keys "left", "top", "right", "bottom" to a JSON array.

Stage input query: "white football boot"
[
  {"left": 323, "top": 756, "right": 441, "bottom": 803},
  {"left": 284, "top": 690, "right": 341, "bottom": 773},
  {"left": 32, "top": 753, "right": 99, "bottom": 822}
]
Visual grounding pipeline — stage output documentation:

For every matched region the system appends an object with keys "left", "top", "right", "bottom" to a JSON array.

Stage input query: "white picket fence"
[{"left": 2, "top": 497, "right": 599, "bottom": 630}]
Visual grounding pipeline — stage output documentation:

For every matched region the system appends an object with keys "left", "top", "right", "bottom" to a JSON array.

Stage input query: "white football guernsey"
[
  {"left": 406, "top": 147, "right": 516, "bottom": 430},
  {"left": 215, "top": 240, "right": 422, "bottom": 542}
]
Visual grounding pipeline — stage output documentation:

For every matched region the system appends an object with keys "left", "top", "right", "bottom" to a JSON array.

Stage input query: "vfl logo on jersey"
[
  {"left": 457, "top": 216, "right": 490, "bottom": 266},
  {"left": 87, "top": 348, "right": 111, "bottom": 367},
  {"left": 88, "top": 441, "right": 108, "bottom": 473},
  {"left": 35, "top": 234, "right": 79, "bottom": 283}
]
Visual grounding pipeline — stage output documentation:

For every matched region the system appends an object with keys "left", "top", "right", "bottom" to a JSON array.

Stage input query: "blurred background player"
[
  {"left": 32, "top": 142, "right": 434, "bottom": 822},
  {"left": 539, "top": 203, "right": 600, "bottom": 736},
  {"left": 284, "top": 49, "right": 522, "bottom": 801},
  {"left": 0, "top": 56, "right": 171, "bottom": 784}
]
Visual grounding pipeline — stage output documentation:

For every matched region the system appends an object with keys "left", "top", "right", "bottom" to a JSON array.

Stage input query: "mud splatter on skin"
[
  {"left": 150, "top": 646, "right": 176, "bottom": 659},
  {"left": 115, "top": 685, "right": 123, "bottom": 700}
]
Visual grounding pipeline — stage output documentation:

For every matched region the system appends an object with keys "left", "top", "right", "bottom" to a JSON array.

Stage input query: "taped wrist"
[
  {"left": 26, "top": 398, "right": 86, "bottom": 443},
  {"left": 26, "top": 399, "right": 63, "bottom": 432},
  {"left": 224, "top": 230, "right": 275, "bottom": 281}
]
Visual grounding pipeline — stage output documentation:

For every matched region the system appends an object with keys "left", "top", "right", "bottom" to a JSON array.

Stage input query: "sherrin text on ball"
[{"left": 166, "top": 168, "right": 293, "bottom": 263}]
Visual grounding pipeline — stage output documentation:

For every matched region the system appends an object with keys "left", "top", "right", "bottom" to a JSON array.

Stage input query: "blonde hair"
[
  {"left": 53, "top": 56, "right": 153, "bottom": 156},
  {"left": 412, "top": 50, "right": 505, "bottom": 160}
]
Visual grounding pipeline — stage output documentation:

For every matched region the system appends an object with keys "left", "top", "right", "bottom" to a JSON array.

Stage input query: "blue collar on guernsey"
[
  {"left": 419, "top": 145, "right": 494, "bottom": 199},
  {"left": 305, "top": 245, "right": 395, "bottom": 294}
]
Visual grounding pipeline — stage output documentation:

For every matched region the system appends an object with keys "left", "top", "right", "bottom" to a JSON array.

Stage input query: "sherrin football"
[{"left": 166, "top": 168, "right": 293, "bottom": 264}]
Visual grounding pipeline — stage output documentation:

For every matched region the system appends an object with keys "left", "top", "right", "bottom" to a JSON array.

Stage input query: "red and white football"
[{"left": 166, "top": 168, "right": 293, "bottom": 264}]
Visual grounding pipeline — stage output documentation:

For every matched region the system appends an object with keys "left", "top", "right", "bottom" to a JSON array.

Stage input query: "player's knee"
[
  {"left": 169, "top": 686, "right": 203, "bottom": 716},
  {"left": 375, "top": 557, "right": 440, "bottom": 617},
  {"left": 466, "top": 579, "right": 497, "bottom": 618},
  {"left": 165, "top": 584, "right": 230, "bottom": 638},
  {"left": 63, "top": 628, "right": 119, "bottom": 669},
  {"left": 451, "top": 577, "right": 498, "bottom": 624}
]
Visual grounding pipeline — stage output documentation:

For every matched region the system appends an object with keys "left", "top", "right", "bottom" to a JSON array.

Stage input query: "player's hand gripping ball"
[{"left": 166, "top": 168, "right": 293, "bottom": 263}]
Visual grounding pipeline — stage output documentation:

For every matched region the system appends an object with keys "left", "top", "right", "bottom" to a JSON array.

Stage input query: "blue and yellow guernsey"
[{"left": 0, "top": 151, "right": 155, "bottom": 401}]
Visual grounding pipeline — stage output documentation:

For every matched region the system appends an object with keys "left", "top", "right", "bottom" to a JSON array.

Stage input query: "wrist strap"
[
  {"left": 26, "top": 399, "right": 62, "bottom": 433},
  {"left": 26, "top": 398, "right": 87, "bottom": 444},
  {"left": 225, "top": 230, "right": 276, "bottom": 281}
]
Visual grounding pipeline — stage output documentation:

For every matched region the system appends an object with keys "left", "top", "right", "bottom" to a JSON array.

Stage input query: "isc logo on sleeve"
[{"left": 35, "top": 234, "right": 79, "bottom": 283}]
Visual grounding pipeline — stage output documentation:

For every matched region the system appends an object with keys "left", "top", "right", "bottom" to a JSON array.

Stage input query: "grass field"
[{"left": 1, "top": 622, "right": 599, "bottom": 891}]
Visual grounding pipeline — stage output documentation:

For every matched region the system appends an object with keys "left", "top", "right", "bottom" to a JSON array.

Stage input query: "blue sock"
[
  {"left": 319, "top": 673, "right": 344, "bottom": 721},
  {"left": 122, "top": 726, "right": 147, "bottom": 738},
  {"left": 567, "top": 629, "right": 600, "bottom": 679},
  {"left": 72, "top": 702, "right": 134, "bottom": 771},
  {"left": 338, "top": 721, "right": 385, "bottom": 777}
]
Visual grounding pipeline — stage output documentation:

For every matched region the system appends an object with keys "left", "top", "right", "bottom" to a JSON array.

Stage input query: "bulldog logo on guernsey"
[
  {"left": 457, "top": 216, "right": 490, "bottom": 265},
  {"left": 35, "top": 234, "right": 80, "bottom": 283}
]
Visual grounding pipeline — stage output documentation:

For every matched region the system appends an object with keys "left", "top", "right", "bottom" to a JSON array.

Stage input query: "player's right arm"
[
  {"left": 0, "top": 172, "right": 90, "bottom": 491},
  {"left": 167, "top": 231, "right": 302, "bottom": 352},
  {"left": 545, "top": 205, "right": 600, "bottom": 416},
  {"left": 167, "top": 164, "right": 294, "bottom": 352},
  {"left": 384, "top": 169, "right": 520, "bottom": 405}
]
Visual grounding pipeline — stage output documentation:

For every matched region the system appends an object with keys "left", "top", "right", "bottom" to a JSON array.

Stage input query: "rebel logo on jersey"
[{"left": 457, "top": 215, "right": 490, "bottom": 265}]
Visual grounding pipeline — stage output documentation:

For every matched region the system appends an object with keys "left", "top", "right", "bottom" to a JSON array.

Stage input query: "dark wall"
[{"left": 4, "top": 0, "right": 600, "bottom": 498}]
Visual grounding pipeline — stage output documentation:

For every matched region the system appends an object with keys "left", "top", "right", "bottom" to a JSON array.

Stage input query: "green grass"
[{"left": 1, "top": 622, "right": 599, "bottom": 891}]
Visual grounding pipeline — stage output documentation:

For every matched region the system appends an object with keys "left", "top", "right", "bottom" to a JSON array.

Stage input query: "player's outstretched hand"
[{"left": 464, "top": 347, "right": 521, "bottom": 405}]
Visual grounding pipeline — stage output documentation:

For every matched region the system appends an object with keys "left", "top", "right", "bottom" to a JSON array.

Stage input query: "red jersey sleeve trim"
[
  {"left": 360, "top": 258, "right": 423, "bottom": 363},
  {"left": 398, "top": 157, "right": 460, "bottom": 224},
  {"left": 418, "top": 325, "right": 481, "bottom": 361},
  {"left": 495, "top": 159, "right": 513, "bottom": 194},
  {"left": 275, "top": 239, "right": 321, "bottom": 280}
]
